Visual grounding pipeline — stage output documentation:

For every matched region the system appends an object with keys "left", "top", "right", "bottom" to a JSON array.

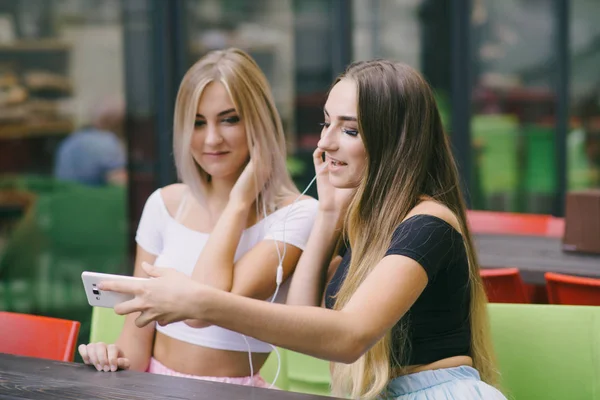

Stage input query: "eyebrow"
[
  {"left": 196, "top": 108, "right": 236, "bottom": 118},
  {"left": 323, "top": 107, "right": 357, "bottom": 122}
]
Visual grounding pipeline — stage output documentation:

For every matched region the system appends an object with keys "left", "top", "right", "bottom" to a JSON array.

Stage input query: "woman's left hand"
[{"left": 99, "top": 262, "right": 209, "bottom": 328}]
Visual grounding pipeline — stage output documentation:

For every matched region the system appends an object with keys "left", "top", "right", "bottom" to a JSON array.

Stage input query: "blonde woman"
[
  {"left": 78, "top": 48, "right": 318, "bottom": 387},
  {"left": 100, "top": 60, "right": 506, "bottom": 399}
]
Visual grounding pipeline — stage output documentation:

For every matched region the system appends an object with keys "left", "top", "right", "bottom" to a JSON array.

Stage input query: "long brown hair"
[{"left": 329, "top": 60, "right": 499, "bottom": 398}]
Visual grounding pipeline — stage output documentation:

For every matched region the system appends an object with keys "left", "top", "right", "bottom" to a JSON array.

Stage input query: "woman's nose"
[
  {"left": 205, "top": 124, "right": 224, "bottom": 146},
  {"left": 318, "top": 125, "right": 337, "bottom": 151}
]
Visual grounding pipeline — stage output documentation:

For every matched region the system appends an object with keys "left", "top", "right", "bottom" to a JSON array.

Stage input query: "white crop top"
[{"left": 135, "top": 188, "right": 319, "bottom": 353}]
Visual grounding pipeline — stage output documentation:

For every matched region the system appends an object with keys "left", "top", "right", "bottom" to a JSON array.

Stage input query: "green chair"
[
  {"left": 260, "top": 347, "right": 290, "bottom": 390},
  {"left": 0, "top": 185, "right": 128, "bottom": 359},
  {"left": 89, "top": 306, "right": 125, "bottom": 343},
  {"left": 488, "top": 303, "right": 600, "bottom": 400},
  {"left": 471, "top": 114, "right": 520, "bottom": 211},
  {"left": 0, "top": 174, "right": 81, "bottom": 195},
  {"left": 567, "top": 129, "right": 593, "bottom": 190},
  {"left": 522, "top": 125, "right": 556, "bottom": 214},
  {"left": 286, "top": 350, "right": 331, "bottom": 396}
]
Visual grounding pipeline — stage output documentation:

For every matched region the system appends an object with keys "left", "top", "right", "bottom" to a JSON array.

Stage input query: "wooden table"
[
  {"left": 475, "top": 234, "right": 600, "bottom": 284},
  {"left": 0, "top": 353, "right": 340, "bottom": 400}
]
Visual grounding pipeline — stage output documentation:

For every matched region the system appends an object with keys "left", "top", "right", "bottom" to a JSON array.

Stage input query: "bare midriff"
[
  {"left": 394, "top": 355, "right": 474, "bottom": 378},
  {"left": 152, "top": 331, "right": 270, "bottom": 377}
]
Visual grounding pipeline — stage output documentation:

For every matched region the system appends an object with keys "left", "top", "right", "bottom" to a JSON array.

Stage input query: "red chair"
[
  {"left": 545, "top": 272, "right": 600, "bottom": 306},
  {"left": 0, "top": 312, "right": 80, "bottom": 361},
  {"left": 480, "top": 268, "right": 530, "bottom": 303},
  {"left": 467, "top": 210, "right": 563, "bottom": 237},
  {"left": 546, "top": 217, "right": 565, "bottom": 238}
]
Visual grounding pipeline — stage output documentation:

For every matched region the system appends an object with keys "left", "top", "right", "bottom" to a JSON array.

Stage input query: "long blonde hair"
[
  {"left": 173, "top": 48, "right": 298, "bottom": 210},
  {"left": 329, "top": 60, "right": 499, "bottom": 399}
]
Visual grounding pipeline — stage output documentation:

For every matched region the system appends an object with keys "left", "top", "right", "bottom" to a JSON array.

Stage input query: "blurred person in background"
[{"left": 54, "top": 96, "right": 127, "bottom": 186}]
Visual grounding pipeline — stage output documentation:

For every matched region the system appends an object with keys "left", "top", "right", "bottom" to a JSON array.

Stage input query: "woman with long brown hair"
[{"left": 101, "top": 59, "right": 506, "bottom": 399}]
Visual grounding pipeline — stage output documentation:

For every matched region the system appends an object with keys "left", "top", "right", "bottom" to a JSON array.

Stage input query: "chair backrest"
[
  {"left": 285, "top": 350, "right": 331, "bottom": 395},
  {"left": 260, "top": 348, "right": 290, "bottom": 390},
  {"left": 523, "top": 125, "right": 557, "bottom": 194},
  {"left": 471, "top": 114, "right": 519, "bottom": 211},
  {"left": 567, "top": 129, "right": 593, "bottom": 190},
  {"left": 488, "top": 303, "right": 600, "bottom": 400},
  {"left": 480, "top": 268, "right": 529, "bottom": 303},
  {"left": 467, "top": 210, "right": 561, "bottom": 237},
  {"left": 261, "top": 350, "right": 332, "bottom": 395},
  {"left": 0, "top": 185, "right": 128, "bottom": 351},
  {"left": 89, "top": 306, "right": 125, "bottom": 343},
  {"left": 0, "top": 311, "right": 80, "bottom": 361},
  {"left": 545, "top": 272, "right": 600, "bottom": 305}
]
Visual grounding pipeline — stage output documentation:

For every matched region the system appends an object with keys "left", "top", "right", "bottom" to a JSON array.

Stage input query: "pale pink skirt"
[{"left": 146, "top": 357, "right": 272, "bottom": 388}]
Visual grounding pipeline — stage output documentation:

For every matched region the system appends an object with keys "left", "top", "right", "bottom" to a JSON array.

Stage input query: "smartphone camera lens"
[{"left": 92, "top": 288, "right": 100, "bottom": 295}]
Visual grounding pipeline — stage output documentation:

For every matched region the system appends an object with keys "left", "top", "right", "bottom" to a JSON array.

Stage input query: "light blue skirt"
[{"left": 384, "top": 366, "right": 506, "bottom": 400}]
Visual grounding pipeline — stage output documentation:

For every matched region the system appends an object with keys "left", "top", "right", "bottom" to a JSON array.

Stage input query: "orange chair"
[
  {"left": 545, "top": 272, "right": 600, "bottom": 306},
  {"left": 0, "top": 312, "right": 80, "bottom": 361},
  {"left": 480, "top": 268, "right": 530, "bottom": 303}
]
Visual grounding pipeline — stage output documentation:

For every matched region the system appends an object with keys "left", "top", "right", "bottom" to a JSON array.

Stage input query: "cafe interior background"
[{"left": 0, "top": 0, "right": 599, "bottom": 372}]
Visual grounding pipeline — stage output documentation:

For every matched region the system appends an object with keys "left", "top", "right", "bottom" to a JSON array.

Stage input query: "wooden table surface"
[
  {"left": 474, "top": 234, "right": 600, "bottom": 284},
  {"left": 0, "top": 353, "right": 341, "bottom": 400}
]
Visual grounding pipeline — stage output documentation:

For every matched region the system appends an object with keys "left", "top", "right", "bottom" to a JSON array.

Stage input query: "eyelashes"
[
  {"left": 194, "top": 116, "right": 240, "bottom": 127},
  {"left": 319, "top": 122, "right": 358, "bottom": 136}
]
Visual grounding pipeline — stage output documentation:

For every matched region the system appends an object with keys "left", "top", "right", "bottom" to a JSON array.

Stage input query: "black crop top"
[{"left": 325, "top": 214, "right": 471, "bottom": 366}]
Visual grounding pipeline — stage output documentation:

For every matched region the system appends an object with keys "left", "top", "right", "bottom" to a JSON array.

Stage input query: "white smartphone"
[{"left": 81, "top": 271, "right": 148, "bottom": 308}]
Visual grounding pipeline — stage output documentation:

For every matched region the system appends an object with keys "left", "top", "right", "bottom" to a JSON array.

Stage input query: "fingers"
[
  {"left": 135, "top": 312, "right": 154, "bottom": 328},
  {"left": 85, "top": 343, "right": 100, "bottom": 369},
  {"left": 312, "top": 148, "right": 329, "bottom": 173},
  {"left": 141, "top": 262, "right": 169, "bottom": 278},
  {"left": 78, "top": 344, "right": 90, "bottom": 364},
  {"left": 95, "top": 343, "right": 110, "bottom": 372},
  {"left": 117, "top": 357, "right": 131, "bottom": 370},
  {"left": 184, "top": 319, "right": 200, "bottom": 328},
  {"left": 313, "top": 147, "right": 324, "bottom": 166},
  {"left": 81, "top": 343, "right": 126, "bottom": 372},
  {"left": 185, "top": 319, "right": 211, "bottom": 329},
  {"left": 107, "top": 344, "right": 120, "bottom": 372},
  {"left": 98, "top": 279, "right": 140, "bottom": 294},
  {"left": 114, "top": 298, "right": 144, "bottom": 316},
  {"left": 78, "top": 342, "right": 130, "bottom": 372},
  {"left": 84, "top": 343, "right": 108, "bottom": 371}
]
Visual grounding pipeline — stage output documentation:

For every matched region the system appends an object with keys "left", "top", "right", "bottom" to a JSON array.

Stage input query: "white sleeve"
[
  {"left": 264, "top": 198, "right": 319, "bottom": 251},
  {"left": 135, "top": 189, "right": 168, "bottom": 255}
]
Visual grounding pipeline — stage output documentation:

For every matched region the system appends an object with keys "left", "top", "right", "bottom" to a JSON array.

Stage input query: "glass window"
[
  {"left": 569, "top": 0, "right": 600, "bottom": 190},
  {"left": 184, "top": 0, "right": 337, "bottom": 197},
  {"left": 470, "top": 0, "right": 556, "bottom": 213},
  {"left": 0, "top": 0, "right": 130, "bottom": 355},
  {"left": 185, "top": 0, "right": 295, "bottom": 140},
  {"left": 352, "top": 0, "right": 452, "bottom": 127}
]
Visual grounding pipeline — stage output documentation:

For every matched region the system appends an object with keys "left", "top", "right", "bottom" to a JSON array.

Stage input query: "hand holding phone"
[{"left": 81, "top": 271, "right": 148, "bottom": 308}]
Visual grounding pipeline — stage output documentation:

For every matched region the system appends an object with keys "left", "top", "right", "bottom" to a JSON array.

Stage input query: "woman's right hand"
[
  {"left": 229, "top": 154, "right": 269, "bottom": 208},
  {"left": 313, "top": 148, "right": 356, "bottom": 214},
  {"left": 79, "top": 342, "right": 130, "bottom": 372}
]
